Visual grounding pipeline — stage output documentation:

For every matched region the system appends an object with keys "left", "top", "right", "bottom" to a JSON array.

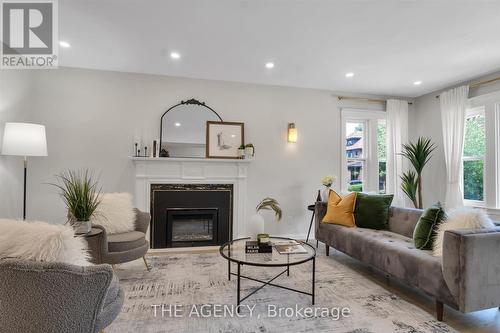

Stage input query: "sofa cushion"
[
  {"left": 413, "top": 202, "right": 446, "bottom": 250},
  {"left": 0, "top": 218, "right": 90, "bottom": 266},
  {"left": 322, "top": 191, "right": 357, "bottom": 227},
  {"left": 387, "top": 206, "right": 423, "bottom": 238},
  {"left": 433, "top": 207, "right": 495, "bottom": 257},
  {"left": 107, "top": 231, "right": 146, "bottom": 252},
  {"left": 92, "top": 192, "right": 136, "bottom": 234},
  {"left": 355, "top": 193, "right": 394, "bottom": 229}
]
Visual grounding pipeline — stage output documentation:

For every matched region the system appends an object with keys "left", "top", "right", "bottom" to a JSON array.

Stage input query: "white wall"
[
  {"left": 0, "top": 67, "right": 399, "bottom": 237},
  {"left": 411, "top": 71, "right": 500, "bottom": 208},
  {"left": 0, "top": 71, "right": 35, "bottom": 218}
]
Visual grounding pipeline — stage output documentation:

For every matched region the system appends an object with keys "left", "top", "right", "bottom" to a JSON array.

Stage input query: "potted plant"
[
  {"left": 51, "top": 169, "right": 101, "bottom": 234},
  {"left": 248, "top": 197, "right": 282, "bottom": 240},
  {"left": 244, "top": 143, "right": 255, "bottom": 158},
  {"left": 321, "top": 175, "right": 336, "bottom": 201},
  {"left": 237, "top": 144, "right": 245, "bottom": 158},
  {"left": 399, "top": 137, "right": 436, "bottom": 209}
]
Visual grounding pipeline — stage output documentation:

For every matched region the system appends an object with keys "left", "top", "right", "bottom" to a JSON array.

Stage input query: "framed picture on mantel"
[{"left": 206, "top": 121, "right": 244, "bottom": 159}]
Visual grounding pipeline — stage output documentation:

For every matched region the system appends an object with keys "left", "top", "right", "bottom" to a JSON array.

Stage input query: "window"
[
  {"left": 461, "top": 91, "right": 500, "bottom": 210},
  {"left": 345, "top": 121, "right": 365, "bottom": 192},
  {"left": 342, "top": 109, "right": 387, "bottom": 193},
  {"left": 463, "top": 107, "right": 485, "bottom": 204},
  {"left": 377, "top": 119, "right": 387, "bottom": 193}
]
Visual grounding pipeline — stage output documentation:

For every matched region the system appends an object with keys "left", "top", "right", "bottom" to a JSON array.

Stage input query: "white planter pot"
[
  {"left": 73, "top": 220, "right": 91, "bottom": 235},
  {"left": 245, "top": 147, "right": 254, "bottom": 157},
  {"left": 237, "top": 149, "right": 245, "bottom": 158},
  {"left": 247, "top": 213, "right": 265, "bottom": 239}
]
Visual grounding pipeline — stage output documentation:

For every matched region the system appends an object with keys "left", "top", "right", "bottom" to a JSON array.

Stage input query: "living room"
[{"left": 1, "top": 1, "right": 500, "bottom": 332}]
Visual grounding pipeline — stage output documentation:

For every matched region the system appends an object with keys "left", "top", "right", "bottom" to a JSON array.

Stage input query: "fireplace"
[
  {"left": 167, "top": 208, "right": 218, "bottom": 247},
  {"left": 150, "top": 184, "right": 232, "bottom": 248}
]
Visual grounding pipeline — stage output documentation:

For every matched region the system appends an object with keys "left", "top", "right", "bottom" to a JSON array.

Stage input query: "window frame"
[
  {"left": 462, "top": 106, "right": 486, "bottom": 207},
  {"left": 466, "top": 90, "right": 500, "bottom": 211},
  {"left": 340, "top": 109, "right": 386, "bottom": 193}
]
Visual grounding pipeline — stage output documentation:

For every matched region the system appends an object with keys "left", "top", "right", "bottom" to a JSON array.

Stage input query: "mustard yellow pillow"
[{"left": 321, "top": 190, "right": 357, "bottom": 227}]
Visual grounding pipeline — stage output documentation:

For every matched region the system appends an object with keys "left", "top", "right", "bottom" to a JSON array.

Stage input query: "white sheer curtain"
[
  {"left": 386, "top": 99, "right": 409, "bottom": 207},
  {"left": 440, "top": 85, "right": 469, "bottom": 209}
]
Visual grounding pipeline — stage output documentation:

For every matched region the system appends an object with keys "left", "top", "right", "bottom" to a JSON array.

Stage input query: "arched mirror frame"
[{"left": 159, "top": 98, "right": 223, "bottom": 156}]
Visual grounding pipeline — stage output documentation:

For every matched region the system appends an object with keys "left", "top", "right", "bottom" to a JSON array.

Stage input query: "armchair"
[
  {"left": 0, "top": 259, "right": 123, "bottom": 333},
  {"left": 86, "top": 208, "right": 151, "bottom": 271}
]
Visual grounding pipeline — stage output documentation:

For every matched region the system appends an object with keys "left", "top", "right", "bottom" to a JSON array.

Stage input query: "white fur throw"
[
  {"left": 433, "top": 207, "right": 495, "bottom": 257},
  {"left": 92, "top": 192, "right": 136, "bottom": 234},
  {"left": 0, "top": 219, "right": 90, "bottom": 265}
]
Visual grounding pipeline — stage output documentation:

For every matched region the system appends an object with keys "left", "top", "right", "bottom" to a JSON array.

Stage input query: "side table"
[
  {"left": 80, "top": 227, "right": 104, "bottom": 264},
  {"left": 306, "top": 204, "right": 319, "bottom": 248}
]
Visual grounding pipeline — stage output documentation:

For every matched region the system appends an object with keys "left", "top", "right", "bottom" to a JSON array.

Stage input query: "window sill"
[{"left": 463, "top": 200, "right": 486, "bottom": 208}]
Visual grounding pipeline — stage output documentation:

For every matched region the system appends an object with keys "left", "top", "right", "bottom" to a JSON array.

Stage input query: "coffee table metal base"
[{"left": 228, "top": 258, "right": 315, "bottom": 312}]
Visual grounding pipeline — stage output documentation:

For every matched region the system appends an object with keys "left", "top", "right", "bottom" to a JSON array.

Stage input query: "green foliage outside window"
[{"left": 463, "top": 115, "right": 485, "bottom": 201}]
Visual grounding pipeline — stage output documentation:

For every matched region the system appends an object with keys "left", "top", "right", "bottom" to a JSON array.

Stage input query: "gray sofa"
[
  {"left": 0, "top": 259, "right": 124, "bottom": 333},
  {"left": 315, "top": 203, "right": 500, "bottom": 321}
]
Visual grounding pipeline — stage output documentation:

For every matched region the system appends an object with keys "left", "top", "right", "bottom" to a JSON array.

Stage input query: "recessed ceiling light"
[
  {"left": 175, "top": 122, "right": 181, "bottom": 127},
  {"left": 413, "top": 81, "right": 422, "bottom": 86},
  {"left": 345, "top": 72, "right": 354, "bottom": 78},
  {"left": 59, "top": 41, "right": 71, "bottom": 48},
  {"left": 170, "top": 52, "right": 181, "bottom": 59},
  {"left": 265, "top": 62, "right": 275, "bottom": 69}
]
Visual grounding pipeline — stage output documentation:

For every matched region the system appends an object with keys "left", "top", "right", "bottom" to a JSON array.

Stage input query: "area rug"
[{"left": 107, "top": 251, "right": 456, "bottom": 333}]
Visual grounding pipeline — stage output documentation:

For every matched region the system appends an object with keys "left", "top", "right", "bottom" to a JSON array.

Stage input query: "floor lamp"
[{"left": 1, "top": 123, "right": 48, "bottom": 220}]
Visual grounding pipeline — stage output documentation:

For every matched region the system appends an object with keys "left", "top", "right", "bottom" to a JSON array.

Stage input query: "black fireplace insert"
[{"left": 150, "top": 184, "right": 232, "bottom": 248}]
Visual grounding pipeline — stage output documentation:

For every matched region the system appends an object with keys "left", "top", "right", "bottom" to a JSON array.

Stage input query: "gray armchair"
[
  {"left": 87, "top": 208, "right": 151, "bottom": 271},
  {"left": 0, "top": 258, "right": 123, "bottom": 333}
]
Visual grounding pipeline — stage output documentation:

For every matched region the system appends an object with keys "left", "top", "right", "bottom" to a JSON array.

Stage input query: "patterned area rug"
[{"left": 108, "top": 251, "right": 455, "bottom": 333}]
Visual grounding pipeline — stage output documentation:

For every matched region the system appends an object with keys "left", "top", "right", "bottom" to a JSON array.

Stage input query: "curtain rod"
[
  {"left": 337, "top": 96, "right": 413, "bottom": 105},
  {"left": 435, "top": 76, "right": 500, "bottom": 98}
]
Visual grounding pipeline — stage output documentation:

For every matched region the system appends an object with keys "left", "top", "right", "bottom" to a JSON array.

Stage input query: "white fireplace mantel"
[{"left": 130, "top": 157, "right": 250, "bottom": 239}]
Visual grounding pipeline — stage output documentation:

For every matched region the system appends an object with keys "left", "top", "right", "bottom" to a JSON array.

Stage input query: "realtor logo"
[{"left": 1, "top": 0, "right": 58, "bottom": 68}]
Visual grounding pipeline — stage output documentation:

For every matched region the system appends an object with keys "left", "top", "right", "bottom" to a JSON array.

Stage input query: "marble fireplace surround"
[{"left": 130, "top": 157, "right": 250, "bottom": 248}]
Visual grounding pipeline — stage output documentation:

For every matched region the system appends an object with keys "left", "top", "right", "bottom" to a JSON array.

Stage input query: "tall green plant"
[
  {"left": 51, "top": 169, "right": 101, "bottom": 222},
  {"left": 400, "top": 171, "right": 418, "bottom": 208},
  {"left": 399, "top": 137, "right": 436, "bottom": 209}
]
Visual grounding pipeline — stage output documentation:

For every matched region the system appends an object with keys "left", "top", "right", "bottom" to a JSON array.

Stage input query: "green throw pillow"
[
  {"left": 354, "top": 193, "right": 394, "bottom": 229},
  {"left": 413, "top": 203, "right": 446, "bottom": 250}
]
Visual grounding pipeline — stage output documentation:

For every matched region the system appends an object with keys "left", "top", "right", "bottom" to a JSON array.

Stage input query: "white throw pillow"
[
  {"left": 0, "top": 219, "right": 90, "bottom": 266},
  {"left": 433, "top": 207, "right": 495, "bottom": 257},
  {"left": 92, "top": 192, "right": 136, "bottom": 234}
]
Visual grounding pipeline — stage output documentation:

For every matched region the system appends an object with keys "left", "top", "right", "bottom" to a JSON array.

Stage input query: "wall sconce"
[{"left": 287, "top": 123, "right": 297, "bottom": 143}]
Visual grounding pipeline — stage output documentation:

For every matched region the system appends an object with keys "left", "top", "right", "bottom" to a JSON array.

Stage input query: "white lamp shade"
[{"left": 1, "top": 122, "right": 48, "bottom": 157}]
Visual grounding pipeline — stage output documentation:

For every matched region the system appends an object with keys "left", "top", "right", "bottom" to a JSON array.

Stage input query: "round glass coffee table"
[{"left": 219, "top": 236, "right": 316, "bottom": 310}]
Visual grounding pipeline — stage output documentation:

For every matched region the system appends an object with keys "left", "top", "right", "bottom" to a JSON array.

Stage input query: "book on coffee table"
[
  {"left": 273, "top": 240, "right": 308, "bottom": 255},
  {"left": 245, "top": 240, "right": 272, "bottom": 253}
]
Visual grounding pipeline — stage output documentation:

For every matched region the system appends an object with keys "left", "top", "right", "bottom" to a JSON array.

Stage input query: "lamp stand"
[{"left": 23, "top": 156, "right": 27, "bottom": 220}]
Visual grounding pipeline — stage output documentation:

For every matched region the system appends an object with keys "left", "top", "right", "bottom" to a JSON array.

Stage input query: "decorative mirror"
[{"left": 160, "top": 99, "right": 222, "bottom": 158}]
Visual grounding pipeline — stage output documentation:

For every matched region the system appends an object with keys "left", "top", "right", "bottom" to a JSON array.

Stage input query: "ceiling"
[{"left": 59, "top": 0, "right": 500, "bottom": 98}]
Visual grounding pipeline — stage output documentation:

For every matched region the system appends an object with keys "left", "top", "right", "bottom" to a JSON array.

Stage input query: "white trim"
[
  {"left": 469, "top": 90, "right": 500, "bottom": 106},
  {"left": 131, "top": 158, "right": 249, "bottom": 246},
  {"left": 494, "top": 103, "right": 500, "bottom": 208}
]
